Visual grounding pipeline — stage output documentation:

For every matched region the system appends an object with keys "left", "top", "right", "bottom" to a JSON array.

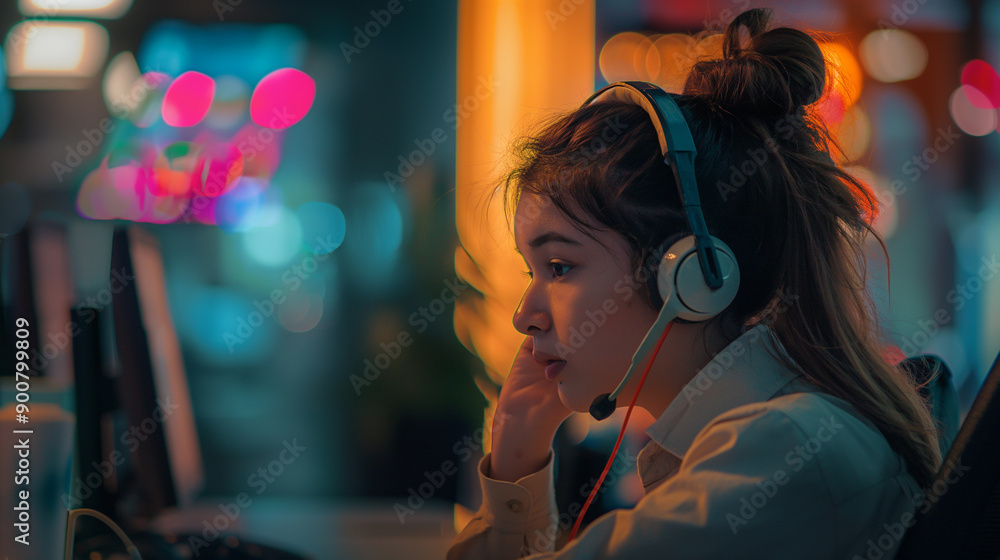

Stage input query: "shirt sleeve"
[
  {"left": 448, "top": 405, "right": 842, "bottom": 560},
  {"left": 446, "top": 448, "right": 560, "bottom": 560}
]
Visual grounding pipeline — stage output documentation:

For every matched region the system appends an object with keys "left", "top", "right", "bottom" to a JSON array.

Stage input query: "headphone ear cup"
[
  {"left": 657, "top": 235, "right": 740, "bottom": 322},
  {"left": 653, "top": 232, "right": 689, "bottom": 306}
]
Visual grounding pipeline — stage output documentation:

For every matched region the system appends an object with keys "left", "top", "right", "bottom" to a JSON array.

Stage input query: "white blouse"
[{"left": 446, "top": 324, "right": 926, "bottom": 559}]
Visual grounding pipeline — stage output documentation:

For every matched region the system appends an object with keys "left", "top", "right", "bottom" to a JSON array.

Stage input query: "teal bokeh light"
[
  {"left": 0, "top": 46, "right": 11, "bottom": 139},
  {"left": 296, "top": 201, "right": 346, "bottom": 255},
  {"left": 241, "top": 206, "right": 303, "bottom": 267},
  {"left": 172, "top": 285, "right": 275, "bottom": 364},
  {"left": 344, "top": 182, "right": 405, "bottom": 292}
]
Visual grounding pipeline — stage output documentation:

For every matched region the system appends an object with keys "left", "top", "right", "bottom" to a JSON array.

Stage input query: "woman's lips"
[{"left": 545, "top": 360, "right": 566, "bottom": 380}]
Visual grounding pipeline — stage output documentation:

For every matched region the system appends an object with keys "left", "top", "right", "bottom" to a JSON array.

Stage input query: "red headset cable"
[{"left": 567, "top": 320, "right": 674, "bottom": 542}]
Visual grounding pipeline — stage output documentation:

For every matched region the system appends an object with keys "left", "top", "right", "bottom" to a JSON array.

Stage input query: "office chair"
[{"left": 896, "top": 349, "right": 1000, "bottom": 560}]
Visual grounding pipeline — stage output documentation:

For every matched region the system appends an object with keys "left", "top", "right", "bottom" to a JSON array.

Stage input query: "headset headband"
[{"left": 582, "top": 81, "right": 723, "bottom": 290}]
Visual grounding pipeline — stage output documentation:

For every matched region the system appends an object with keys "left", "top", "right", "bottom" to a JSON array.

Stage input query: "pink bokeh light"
[
  {"left": 162, "top": 71, "right": 217, "bottom": 127},
  {"left": 961, "top": 60, "right": 1000, "bottom": 109},
  {"left": 250, "top": 68, "right": 315, "bottom": 129}
]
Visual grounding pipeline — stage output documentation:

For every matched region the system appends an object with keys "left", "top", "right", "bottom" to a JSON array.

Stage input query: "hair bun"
[{"left": 685, "top": 8, "right": 826, "bottom": 120}]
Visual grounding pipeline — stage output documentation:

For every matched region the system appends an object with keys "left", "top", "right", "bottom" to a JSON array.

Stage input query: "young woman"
[{"left": 447, "top": 8, "right": 942, "bottom": 559}]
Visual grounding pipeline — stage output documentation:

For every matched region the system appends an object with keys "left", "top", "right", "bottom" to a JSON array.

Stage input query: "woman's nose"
[{"left": 512, "top": 288, "right": 550, "bottom": 335}]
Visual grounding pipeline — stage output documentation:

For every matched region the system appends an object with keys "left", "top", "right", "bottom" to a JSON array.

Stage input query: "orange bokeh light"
[{"left": 815, "top": 42, "right": 863, "bottom": 126}]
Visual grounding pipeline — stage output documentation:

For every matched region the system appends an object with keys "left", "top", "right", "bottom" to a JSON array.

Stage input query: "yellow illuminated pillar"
[{"left": 453, "top": 1, "right": 595, "bottom": 457}]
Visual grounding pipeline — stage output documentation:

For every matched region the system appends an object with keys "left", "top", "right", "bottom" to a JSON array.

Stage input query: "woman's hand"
[{"left": 489, "top": 337, "right": 574, "bottom": 482}]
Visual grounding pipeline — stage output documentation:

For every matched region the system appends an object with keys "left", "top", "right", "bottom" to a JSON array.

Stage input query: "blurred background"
[{"left": 0, "top": 0, "right": 997, "bottom": 558}]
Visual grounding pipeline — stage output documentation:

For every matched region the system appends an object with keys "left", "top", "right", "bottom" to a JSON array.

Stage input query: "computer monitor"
[
  {"left": 72, "top": 226, "right": 309, "bottom": 558},
  {"left": 0, "top": 221, "right": 75, "bottom": 385},
  {"left": 110, "top": 224, "right": 203, "bottom": 521},
  {"left": 70, "top": 304, "right": 124, "bottom": 522}
]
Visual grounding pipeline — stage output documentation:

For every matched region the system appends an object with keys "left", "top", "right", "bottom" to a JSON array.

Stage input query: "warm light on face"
[
  {"left": 512, "top": 193, "right": 662, "bottom": 414},
  {"left": 19, "top": 0, "right": 133, "bottom": 19},
  {"left": 5, "top": 21, "right": 109, "bottom": 88}
]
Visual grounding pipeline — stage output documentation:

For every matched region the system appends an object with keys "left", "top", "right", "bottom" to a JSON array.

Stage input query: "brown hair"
[{"left": 495, "top": 8, "right": 942, "bottom": 488}]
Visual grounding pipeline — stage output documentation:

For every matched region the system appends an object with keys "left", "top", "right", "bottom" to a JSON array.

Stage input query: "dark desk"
[{"left": 151, "top": 497, "right": 457, "bottom": 559}]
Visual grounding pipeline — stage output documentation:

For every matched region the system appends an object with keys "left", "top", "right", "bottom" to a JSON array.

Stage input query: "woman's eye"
[
  {"left": 522, "top": 262, "right": 571, "bottom": 280},
  {"left": 549, "top": 262, "right": 571, "bottom": 278}
]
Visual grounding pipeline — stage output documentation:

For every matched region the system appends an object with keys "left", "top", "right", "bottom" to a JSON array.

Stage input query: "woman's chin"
[{"left": 556, "top": 383, "right": 597, "bottom": 414}]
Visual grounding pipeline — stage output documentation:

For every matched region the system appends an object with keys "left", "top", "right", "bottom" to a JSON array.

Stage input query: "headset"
[
  {"left": 567, "top": 81, "right": 742, "bottom": 542},
  {"left": 581, "top": 81, "right": 741, "bottom": 422}
]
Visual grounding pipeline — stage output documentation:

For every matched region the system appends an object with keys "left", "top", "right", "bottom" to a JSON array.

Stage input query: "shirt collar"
[{"left": 644, "top": 324, "right": 804, "bottom": 459}]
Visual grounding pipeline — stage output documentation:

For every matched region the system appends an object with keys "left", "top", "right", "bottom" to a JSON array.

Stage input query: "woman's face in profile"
[{"left": 512, "top": 192, "right": 661, "bottom": 412}]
